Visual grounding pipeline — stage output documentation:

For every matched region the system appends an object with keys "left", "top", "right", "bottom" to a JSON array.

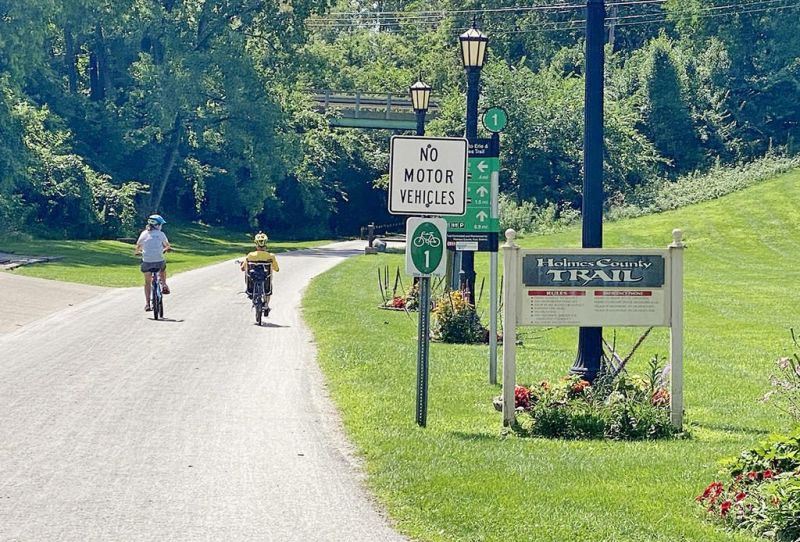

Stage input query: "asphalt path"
[{"left": 0, "top": 241, "right": 407, "bottom": 542}]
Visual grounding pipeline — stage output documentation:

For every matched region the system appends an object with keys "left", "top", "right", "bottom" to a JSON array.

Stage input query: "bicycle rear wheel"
[
  {"left": 152, "top": 274, "right": 161, "bottom": 320},
  {"left": 254, "top": 297, "right": 263, "bottom": 325}
]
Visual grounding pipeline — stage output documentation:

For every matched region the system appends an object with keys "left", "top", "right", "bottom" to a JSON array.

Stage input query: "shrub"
[
  {"left": 696, "top": 431, "right": 800, "bottom": 541},
  {"left": 498, "top": 195, "right": 579, "bottom": 236},
  {"left": 431, "top": 290, "right": 486, "bottom": 344}
]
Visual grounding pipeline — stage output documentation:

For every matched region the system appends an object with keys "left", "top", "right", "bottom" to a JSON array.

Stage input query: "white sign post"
[
  {"left": 388, "top": 136, "right": 468, "bottom": 216},
  {"left": 501, "top": 229, "right": 686, "bottom": 429}
]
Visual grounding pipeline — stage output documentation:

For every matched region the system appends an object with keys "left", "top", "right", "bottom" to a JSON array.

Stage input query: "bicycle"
[
  {"left": 144, "top": 265, "right": 165, "bottom": 320},
  {"left": 413, "top": 231, "right": 441, "bottom": 248},
  {"left": 246, "top": 262, "right": 272, "bottom": 326}
]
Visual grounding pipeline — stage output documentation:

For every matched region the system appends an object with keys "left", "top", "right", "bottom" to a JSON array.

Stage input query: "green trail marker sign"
[
  {"left": 482, "top": 107, "right": 508, "bottom": 133},
  {"left": 406, "top": 218, "right": 447, "bottom": 277}
]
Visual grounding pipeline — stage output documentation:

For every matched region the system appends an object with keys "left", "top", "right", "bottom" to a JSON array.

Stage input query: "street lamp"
[
  {"left": 571, "top": 0, "right": 606, "bottom": 382},
  {"left": 409, "top": 80, "right": 432, "bottom": 136},
  {"left": 458, "top": 22, "right": 488, "bottom": 301}
]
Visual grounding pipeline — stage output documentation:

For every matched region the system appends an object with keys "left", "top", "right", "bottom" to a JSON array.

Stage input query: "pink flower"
[{"left": 514, "top": 385, "right": 530, "bottom": 410}]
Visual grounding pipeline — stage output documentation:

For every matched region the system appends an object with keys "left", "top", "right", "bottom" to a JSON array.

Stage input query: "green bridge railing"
[{"left": 312, "top": 90, "right": 439, "bottom": 131}]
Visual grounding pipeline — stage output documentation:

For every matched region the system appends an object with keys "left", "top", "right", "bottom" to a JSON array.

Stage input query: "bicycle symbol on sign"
[{"left": 413, "top": 231, "right": 441, "bottom": 248}]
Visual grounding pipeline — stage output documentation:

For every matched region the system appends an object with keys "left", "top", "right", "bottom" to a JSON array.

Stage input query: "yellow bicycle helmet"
[{"left": 254, "top": 232, "right": 268, "bottom": 248}]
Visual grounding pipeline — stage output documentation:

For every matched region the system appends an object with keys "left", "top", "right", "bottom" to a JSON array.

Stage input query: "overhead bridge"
[{"left": 312, "top": 90, "right": 439, "bottom": 131}]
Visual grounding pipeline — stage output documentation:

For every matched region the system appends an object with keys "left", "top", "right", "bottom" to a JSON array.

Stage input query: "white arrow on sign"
[
  {"left": 476, "top": 186, "right": 489, "bottom": 197},
  {"left": 477, "top": 161, "right": 488, "bottom": 173},
  {"left": 476, "top": 210, "right": 488, "bottom": 222}
]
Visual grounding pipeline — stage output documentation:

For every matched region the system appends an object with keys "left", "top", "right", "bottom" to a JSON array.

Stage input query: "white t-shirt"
[{"left": 137, "top": 229, "right": 169, "bottom": 263}]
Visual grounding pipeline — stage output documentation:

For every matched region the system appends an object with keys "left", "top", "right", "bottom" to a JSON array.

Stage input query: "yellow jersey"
[{"left": 241, "top": 250, "right": 279, "bottom": 272}]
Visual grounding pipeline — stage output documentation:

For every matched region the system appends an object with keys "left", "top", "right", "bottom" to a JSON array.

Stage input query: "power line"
[{"left": 306, "top": 0, "right": 800, "bottom": 33}]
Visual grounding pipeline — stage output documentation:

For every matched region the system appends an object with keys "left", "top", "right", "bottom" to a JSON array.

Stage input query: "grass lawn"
[
  {"left": 303, "top": 168, "right": 800, "bottom": 542},
  {"left": 0, "top": 222, "right": 332, "bottom": 287}
]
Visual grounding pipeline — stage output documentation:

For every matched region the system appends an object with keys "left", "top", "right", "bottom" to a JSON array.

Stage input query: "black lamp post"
[
  {"left": 571, "top": 0, "right": 606, "bottom": 382},
  {"left": 410, "top": 80, "right": 432, "bottom": 136},
  {"left": 459, "top": 22, "right": 488, "bottom": 302}
]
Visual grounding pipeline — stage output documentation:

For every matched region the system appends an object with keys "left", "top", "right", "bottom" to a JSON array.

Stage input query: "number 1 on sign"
[{"left": 424, "top": 250, "right": 430, "bottom": 268}]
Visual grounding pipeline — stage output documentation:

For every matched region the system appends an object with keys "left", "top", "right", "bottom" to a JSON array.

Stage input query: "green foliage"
[
  {"left": 1, "top": 0, "right": 799, "bottom": 240},
  {"left": 608, "top": 153, "right": 800, "bottom": 221},
  {"left": 498, "top": 194, "right": 579, "bottom": 236},
  {"left": 636, "top": 36, "right": 702, "bottom": 174}
]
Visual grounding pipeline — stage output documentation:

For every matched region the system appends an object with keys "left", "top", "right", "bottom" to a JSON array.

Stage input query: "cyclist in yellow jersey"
[{"left": 240, "top": 232, "right": 279, "bottom": 309}]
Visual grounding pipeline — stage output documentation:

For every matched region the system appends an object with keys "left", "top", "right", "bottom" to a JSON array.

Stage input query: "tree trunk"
[
  {"left": 94, "top": 23, "right": 111, "bottom": 100},
  {"left": 150, "top": 114, "right": 182, "bottom": 212},
  {"left": 64, "top": 25, "right": 77, "bottom": 94},
  {"left": 89, "top": 52, "right": 100, "bottom": 100}
]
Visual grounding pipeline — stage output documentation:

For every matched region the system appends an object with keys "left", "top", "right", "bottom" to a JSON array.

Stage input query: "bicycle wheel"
[
  {"left": 157, "top": 290, "right": 164, "bottom": 319},
  {"left": 152, "top": 290, "right": 160, "bottom": 320},
  {"left": 152, "top": 273, "right": 161, "bottom": 320},
  {"left": 254, "top": 296, "right": 263, "bottom": 325}
]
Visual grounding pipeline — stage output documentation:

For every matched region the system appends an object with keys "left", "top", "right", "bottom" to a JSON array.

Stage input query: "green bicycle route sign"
[{"left": 406, "top": 217, "right": 447, "bottom": 277}]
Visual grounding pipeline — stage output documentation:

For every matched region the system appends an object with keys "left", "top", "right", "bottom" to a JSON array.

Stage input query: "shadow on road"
[{"left": 149, "top": 317, "right": 185, "bottom": 323}]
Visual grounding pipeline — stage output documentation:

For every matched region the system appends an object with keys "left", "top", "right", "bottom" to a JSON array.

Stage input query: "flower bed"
[{"left": 505, "top": 358, "right": 678, "bottom": 441}]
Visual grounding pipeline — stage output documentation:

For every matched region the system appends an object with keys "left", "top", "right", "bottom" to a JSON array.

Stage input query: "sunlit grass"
[
  {"left": 0, "top": 222, "right": 332, "bottom": 287},
  {"left": 302, "top": 169, "right": 800, "bottom": 541}
]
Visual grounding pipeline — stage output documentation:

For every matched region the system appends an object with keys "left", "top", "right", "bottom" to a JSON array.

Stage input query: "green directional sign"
[
  {"left": 482, "top": 107, "right": 508, "bottom": 133},
  {"left": 448, "top": 139, "right": 500, "bottom": 235},
  {"left": 406, "top": 217, "right": 447, "bottom": 277}
]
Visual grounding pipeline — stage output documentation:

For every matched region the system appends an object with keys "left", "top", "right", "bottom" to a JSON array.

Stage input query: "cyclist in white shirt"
[{"left": 134, "top": 214, "right": 172, "bottom": 311}]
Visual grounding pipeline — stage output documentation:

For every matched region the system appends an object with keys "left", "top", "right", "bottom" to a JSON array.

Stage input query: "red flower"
[
  {"left": 763, "top": 469, "right": 774, "bottom": 479},
  {"left": 735, "top": 492, "right": 747, "bottom": 502},
  {"left": 720, "top": 500, "right": 732, "bottom": 517},
  {"left": 747, "top": 471, "right": 758, "bottom": 481},
  {"left": 697, "top": 482, "right": 724, "bottom": 502},
  {"left": 514, "top": 385, "right": 530, "bottom": 410}
]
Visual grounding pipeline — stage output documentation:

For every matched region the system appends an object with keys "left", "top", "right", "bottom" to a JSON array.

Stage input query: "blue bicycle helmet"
[{"left": 147, "top": 214, "right": 166, "bottom": 226}]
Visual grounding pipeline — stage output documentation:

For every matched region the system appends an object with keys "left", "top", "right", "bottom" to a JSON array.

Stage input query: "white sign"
[
  {"left": 388, "top": 136, "right": 468, "bottom": 216},
  {"left": 518, "top": 250, "right": 670, "bottom": 327},
  {"left": 500, "top": 229, "right": 686, "bottom": 431}
]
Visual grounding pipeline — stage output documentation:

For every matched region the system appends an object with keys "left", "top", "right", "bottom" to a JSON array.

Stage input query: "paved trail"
[{"left": 0, "top": 241, "right": 407, "bottom": 542}]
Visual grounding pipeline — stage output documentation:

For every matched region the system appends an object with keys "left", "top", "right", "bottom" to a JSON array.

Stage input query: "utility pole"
[{"left": 571, "top": 0, "right": 605, "bottom": 382}]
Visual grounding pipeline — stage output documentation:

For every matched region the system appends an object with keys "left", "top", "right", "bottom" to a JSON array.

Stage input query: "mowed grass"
[
  {"left": 0, "top": 222, "right": 331, "bottom": 287},
  {"left": 303, "top": 168, "right": 800, "bottom": 542}
]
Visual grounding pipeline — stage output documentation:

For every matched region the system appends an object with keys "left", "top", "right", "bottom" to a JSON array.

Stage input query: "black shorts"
[{"left": 141, "top": 261, "right": 166, "bottom": 273}]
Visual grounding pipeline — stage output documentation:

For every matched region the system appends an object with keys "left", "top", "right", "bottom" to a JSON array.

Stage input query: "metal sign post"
[
  {"left": 406, "top": 217, "right": 447, "bottom": 427},
  {"left": 488, "top": 133, "right": 501, "bottom": 385}
]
